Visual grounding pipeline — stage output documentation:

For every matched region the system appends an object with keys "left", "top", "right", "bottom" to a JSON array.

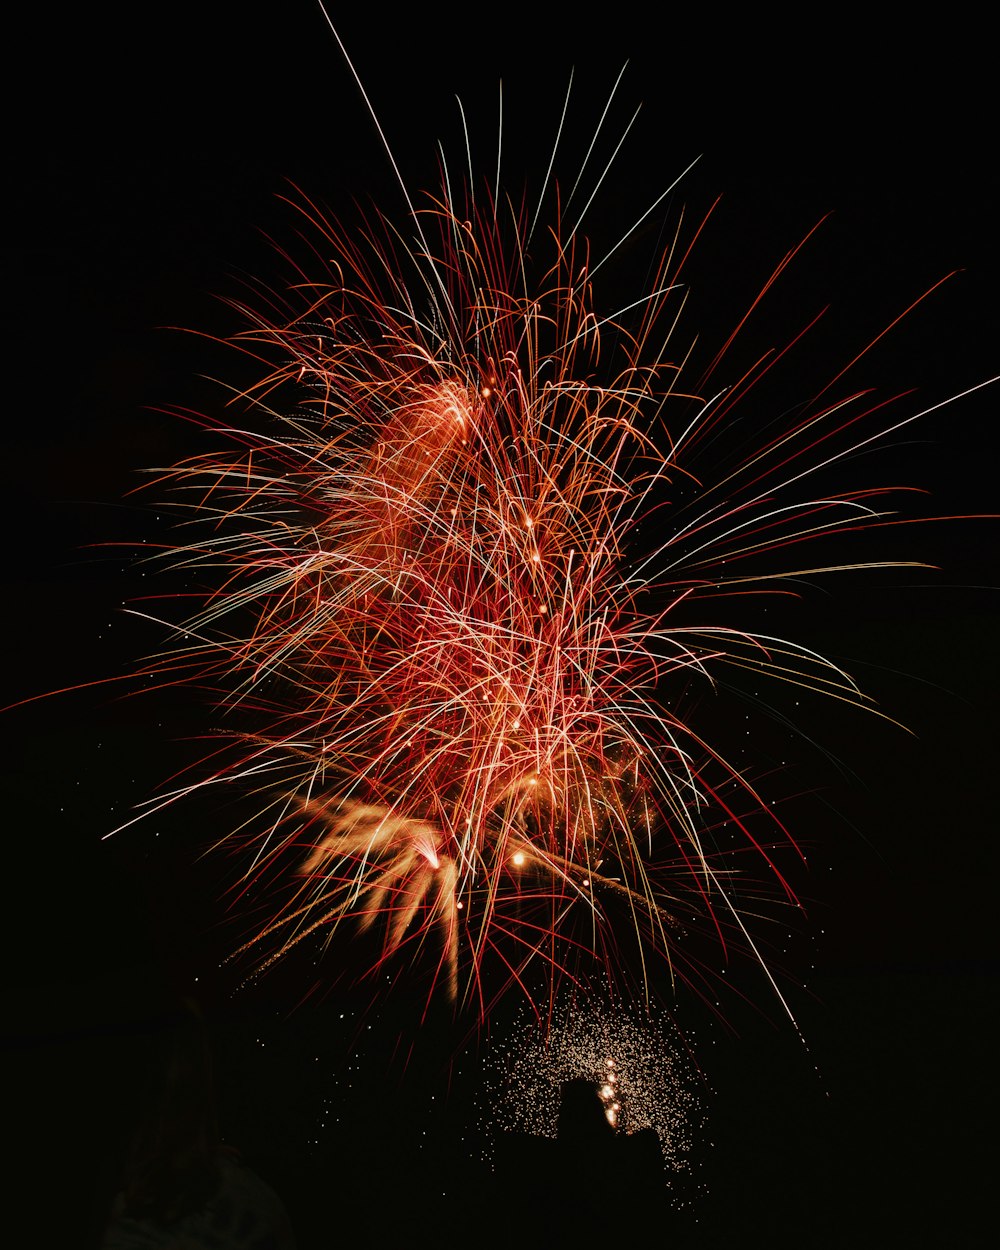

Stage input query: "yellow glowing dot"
[
  {"left": 512, "top": 719, "right": 521, "bottom": 729},
  {"left": 512, "top": 851, "right": 526, "bottom": 866},
  {"left": 529, "top": 777, "right": 537, "bottom": 786},
  {"left": 456, "top": 901, "right": 464, "bottom": 910}
]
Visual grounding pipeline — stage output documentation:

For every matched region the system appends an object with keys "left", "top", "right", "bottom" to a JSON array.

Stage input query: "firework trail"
[{"left": 115, "top": 46, "right": 993, "bottom": 1024}]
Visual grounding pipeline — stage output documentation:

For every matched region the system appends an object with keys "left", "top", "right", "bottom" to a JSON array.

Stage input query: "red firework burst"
[{"left": 113, "top": 58, "right": 992, "bottom": 1025}]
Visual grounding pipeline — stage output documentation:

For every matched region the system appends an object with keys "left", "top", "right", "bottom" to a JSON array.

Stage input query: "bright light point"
[
  {"left": 512, "top": 851, "right": 526, "bottom": 866},
  {"left": 457, "top": 900, "right": 464, "bottom": 909}
]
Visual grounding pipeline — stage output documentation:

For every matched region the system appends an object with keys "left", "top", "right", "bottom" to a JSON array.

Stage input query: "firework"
[
  {"left": 478, "top": 992, "right": 704, "bottom": 1183},
  {"left": 115, "top": 44, "right": 991, "bottom": 1025}
]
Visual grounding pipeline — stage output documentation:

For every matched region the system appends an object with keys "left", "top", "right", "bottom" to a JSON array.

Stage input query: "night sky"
[{"left": 7, "top": 4, "right": 997, "bottom": 1247}]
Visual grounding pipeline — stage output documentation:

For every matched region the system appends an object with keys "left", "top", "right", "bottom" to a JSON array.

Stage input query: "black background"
[{"left": 6, "top": 3, "right": 997, "bottom": 1246}]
